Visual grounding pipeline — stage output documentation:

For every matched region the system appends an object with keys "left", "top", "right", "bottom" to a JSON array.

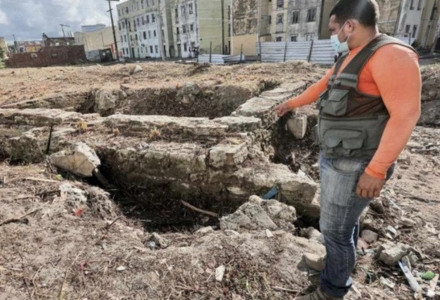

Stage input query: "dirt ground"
[{"left": 0, "top": 61, "right": 439, "bottom": 300}]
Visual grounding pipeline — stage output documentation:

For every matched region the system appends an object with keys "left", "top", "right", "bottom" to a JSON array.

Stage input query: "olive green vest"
[{"left": 315, "top": 34, "right": 416, "bottom": 159}]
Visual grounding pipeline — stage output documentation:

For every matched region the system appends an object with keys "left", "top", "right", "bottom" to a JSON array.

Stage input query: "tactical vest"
[{"left": 315, "top": 34, "right": 416, "bottom": 159}]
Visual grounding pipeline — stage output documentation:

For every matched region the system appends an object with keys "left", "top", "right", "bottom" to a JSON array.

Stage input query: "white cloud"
[
  {"left": 0, "top": 0, "right": 120, "bottom": 41},
  {"left": 0, "top": 8, "right": 9, "bottom": 25}
]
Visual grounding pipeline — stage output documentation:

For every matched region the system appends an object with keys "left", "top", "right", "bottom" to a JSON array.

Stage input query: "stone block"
[{"left": 287, "top": 115, "right": 307, "bottom": 139}]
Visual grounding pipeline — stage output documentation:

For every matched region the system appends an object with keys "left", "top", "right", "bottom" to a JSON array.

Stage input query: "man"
[{"left": 274, "top": 0, "right": 421, "bottom": 299}]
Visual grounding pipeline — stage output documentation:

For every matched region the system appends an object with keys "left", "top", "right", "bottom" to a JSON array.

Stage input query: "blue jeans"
[{"left": 318, "top": 153, "right": 393, "bottom": 298}]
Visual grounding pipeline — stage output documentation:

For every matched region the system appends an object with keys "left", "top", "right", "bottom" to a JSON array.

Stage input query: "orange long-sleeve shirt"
[{"left": 287, "top": 42, "right": 421, "bottom": 179}]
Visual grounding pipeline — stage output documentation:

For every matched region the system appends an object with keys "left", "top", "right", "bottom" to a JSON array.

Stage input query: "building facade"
[
  {"left": 74, "top": 26, "right": 121, "bottom": 60},
  {"left": 396, "top": 0, "right": 426, "bottom": 40},
  {"left": 42, "top": 33, "right": 75, "bottom": 47},
  {"left": 417, "top": 0, "right": 440, "bottom": 49}
]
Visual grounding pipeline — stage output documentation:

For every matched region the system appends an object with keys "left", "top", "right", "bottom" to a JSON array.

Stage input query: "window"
[
  {"left": 142, "top": 16, "right": 145, "bottom": 25},
  {"left": 412, "top": 25, "right": 418, "bottom": 38},
  {"left": 141, "top": 47, "right": 143, "bottom": 53},
  {"left": 152, "top": 0, "right": 155, "bottom": 5},
  {"left": 410, "top": 0, "right": 415, "bottom": 9},
  {"left": 276, "top": 37, "right": 282, "bottom": 42},
  {"left": 121, "top": 35, "right": 123, "bottom": 43},
  {"left": 181, "top": 5, "right": 185, "bottom": 15},
  {"left": 175, "top": 8, "right": 178, "bottom": 18},
  {"left": 189, "top": 3, "right": 194, "bottom": 14},
  {"left": 176, "top": 27, "right": 180, "bottom": 34},
  {"left": 148, "top": 31, "right": 152, "bottom": 38},
  {"left": 182, "top": 25, "right": 187, "bottom": 33},
  {"left": 124, "top": 35, "right": 127, "bottom": 42},
  {"left": 190, "top": 24, "right": 194, "bottom": 31},
  {"left": 141, "top": 0, "right": 144, "bottom": 9},
  {"left": 277, "top": 0, "right": 283, "bottom": 8},
  {"left": 307, "top": 8, "right": 316, "bottom": 22},
  {"left": 143, "top": 31, "right": 147, "bottom": 39},
  {"left": 184, "top": 42, "right": 188, "bottom": 51},
  {"left": 405, "top": 24, "right": 411, "bottom": 33},
  {"left": 154, "top": 30, "right": 157, "bottom": 37},
  {"left": 135, "top": 34, "right": 138, "bottom": 41},
  {"left": 292, "top": 11, "right": 299, "bottom": 24},
  {"left": 305, "top": 32, "right": 315, "bottom": 41},
  {"left": 122, "top": 48, "right": 125, "bottom": 55},
  {"left": 150, "top": 46, "right": 153, "bottom": 53},
  {"left": 118, "top": 9, "right": 121, "bottom": 16},
  {"left": 122, "top": 22, "right": 125, "bottom": 29},
  {"left": 228, "top": 5, "right": 230, "bottom": 20},
  {"left": 146, "top": 15, "right": 150, "bottom": 23},
  {"left": 155, "top": 45, "right": 158, "bottom": 53},
  {"left": 152, "top": 14, "right": 156, "bottom": 22},
  {"left": 125, "top": 7, "right": 129, "bottom": 14},
  {"left": 417, "top": 0, "right": 422, "bottom": 10},
  {"left": 147, "top": 0, "right": 149, "bottom": 6},
  {"left": 291, "top": 35, "right": 297, "bottom": 42},
  {"left": 269, "top": 15, "right": 272, "bottom": 24},
  {"left": 119, "top": 23, "right": 121, "bottom": 31},
  {"left": 137, "top": 18, "right": 140, "bottom": 26},
  {"left": 276, "top": 14, "right": 283, "bottom": 24}
]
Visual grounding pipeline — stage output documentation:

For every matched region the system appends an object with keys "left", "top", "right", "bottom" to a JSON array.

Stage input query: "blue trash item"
[{"left": 262, "top": 186, "right": 278, "bottom": 200}]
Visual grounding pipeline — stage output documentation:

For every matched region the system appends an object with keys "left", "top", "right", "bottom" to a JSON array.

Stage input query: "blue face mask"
[{"left": 331, "top": 22, "right": 350, "bottom": 53}]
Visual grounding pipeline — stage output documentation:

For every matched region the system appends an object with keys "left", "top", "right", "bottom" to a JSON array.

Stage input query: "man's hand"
[
  {"left": 274, "top": 102, "right": 292, "bottom": 117},
  {"left": 356, "top": 172, "right": 385, "bottom": 199}
]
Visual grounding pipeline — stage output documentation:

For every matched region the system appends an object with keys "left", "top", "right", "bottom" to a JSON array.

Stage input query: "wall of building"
[
  {"left": 6, "top": 46, "right": 86, "bottom": 68},
  {"left": 282, "top": 0, "right": 321, "bottom": 42},
  {"left": 198, "top": 0, "right": 229, "bottom": 55},
  {"left": 417, "top": 0, "right": 440, "bottom": 48},
  {"left": 74, "top": 26, "right": 121, "bottom": 60},
  {"left": 232, "top": 0, "right": 258, "bottom": 55},
  {"left": 396, "top": 0, "right": 426, "bottom": 39}
]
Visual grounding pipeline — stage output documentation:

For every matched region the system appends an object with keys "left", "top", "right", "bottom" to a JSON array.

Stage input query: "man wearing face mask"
[{"left": 274, "top": 0, "right": 421, "bottom": 299}]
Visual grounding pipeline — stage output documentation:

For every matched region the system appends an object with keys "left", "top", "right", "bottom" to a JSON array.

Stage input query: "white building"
[
  {"left": 396, "top": 0, "right": 426, "bottom": 41},
  {"left": 136, "top": 11, "right": 161, "bottom": 58},
  {"left": 172, "top": 0, "right": 199, "bottom": 58}
]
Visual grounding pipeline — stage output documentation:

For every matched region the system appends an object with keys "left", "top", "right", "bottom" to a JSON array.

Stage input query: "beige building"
[
  {"left": 74, "top": 26, "right": 121, "bottom": 60},
  {"left": 417, "top": 0, "right": 440, "bottom": 50},
  {"left": 0, "top": 37, "right": 10, "bottom": 59}
]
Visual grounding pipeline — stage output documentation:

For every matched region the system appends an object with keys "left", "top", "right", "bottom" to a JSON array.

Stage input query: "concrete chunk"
[
  {"left": 287, "top": 115, "right": 307, "bottom": 139},
  {"left": 49, "top": 142, "right": 100, "bottom": 177}
]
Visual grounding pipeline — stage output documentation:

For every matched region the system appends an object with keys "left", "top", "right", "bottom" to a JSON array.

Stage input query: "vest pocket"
[
  {"left": 322, "top": 128, "right": 366, "bottom": 157},
  {"left": 322, "top": 89, "right": 349, "bottom": 116}
]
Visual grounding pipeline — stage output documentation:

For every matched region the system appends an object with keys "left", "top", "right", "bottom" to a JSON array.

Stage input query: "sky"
[{"left": 0, "top": 0, "right": 122, "bottom": 43}]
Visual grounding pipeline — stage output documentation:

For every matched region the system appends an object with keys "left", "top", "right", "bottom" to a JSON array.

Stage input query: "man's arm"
[
  {"left": 274, "top": 68, "right": 333, "bottom": 116},
  {"left": 356, "top": 44, "right": 421, "bottom": 198}
]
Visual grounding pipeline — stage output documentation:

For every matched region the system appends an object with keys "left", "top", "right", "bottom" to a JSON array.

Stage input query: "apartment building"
[
  {"left": 282, "top": 0, "right": 322, "bottom": 42},
  {"left": 417, "top": 0, "right": 440, "bottom": 49},
  {"left": 396, "top": 0, "right": 426, "bottom": 40},
  {"left": 117, "top": 0, "right": 175, "bottom": 59},
  {"left": 170, "top": 0, "right": 229, "bottom": 58}
]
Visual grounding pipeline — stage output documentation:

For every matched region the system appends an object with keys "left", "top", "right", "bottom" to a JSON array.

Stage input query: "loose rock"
[
  {"left": 361, "top": 229, "right": 378, "bottom": 243},
  {"left": 49, "top": 142, "right": 100, "bottom": 177},
  {"left": 377, "top": 243, "right": 410, "bottom": 266}
]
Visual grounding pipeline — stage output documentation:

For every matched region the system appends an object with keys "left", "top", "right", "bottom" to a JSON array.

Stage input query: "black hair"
[{"left": 329, "top": 0, "right": 380, "bottom": 27}]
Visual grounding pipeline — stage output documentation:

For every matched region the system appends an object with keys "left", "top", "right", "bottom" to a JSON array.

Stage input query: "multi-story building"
[
  {"left": 170, "top": 0, "right": 230, "bottom": 58},
  {"left": 74, "top": 26, "right": 121, "bottom": 60},
  {"left": 231, "top": 0, "right": 259, "bottom": 56},
  {"left": 117, "top": 0, "right": 175, "bottom": 59},
  {"left": 396, "top": 0, "right": 426, "bottom": 41},
  {"left": 117, "top": 0, "right": 229, "bottom": 59},
  {"left": 282, "top": 0, "right": 322, "bottom": 42},
  {"left": 417, "top": 0, "right": 440, "bottom": 50},
  {"left": 172, "top": 0, "right": 199, "bottom": 57}
]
